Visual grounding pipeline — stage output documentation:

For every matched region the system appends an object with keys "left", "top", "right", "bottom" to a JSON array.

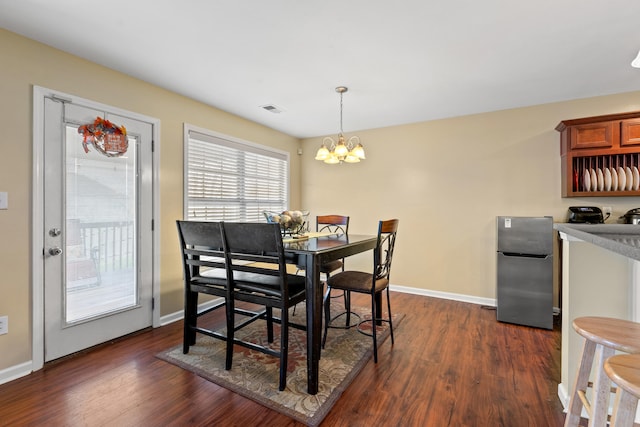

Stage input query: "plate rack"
[{"left": 572, "top": 153, "right": 640, "bottom": 193}]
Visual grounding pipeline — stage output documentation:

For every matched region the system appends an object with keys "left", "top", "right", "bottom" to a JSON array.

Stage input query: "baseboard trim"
[
  {"left": 0, "top": 361, "right": 33, "bottom": 386},
  {"left": 390, "top": 285, "right": 561, "bottom": 316},
  {"left": 390, "top": 284, "right": 496, "bottom": 307},
  {"left": 159, "top": 297, "right": 223, "bottom": 326},
  {"left": 557, "top": 382, "right": 569, "bottom": 410}
]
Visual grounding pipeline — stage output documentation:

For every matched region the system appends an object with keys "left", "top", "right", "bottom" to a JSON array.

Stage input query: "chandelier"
[{"left": 315, "top": 86, "right": 366, "bottom": 164}]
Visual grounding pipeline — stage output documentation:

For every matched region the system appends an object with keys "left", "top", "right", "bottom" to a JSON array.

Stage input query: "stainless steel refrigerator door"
[
  {"left": 496, "top": 216, "right": 553, "bottom": 256},
  {"left": 497, "top": 252, "right": 553, "bottom": 329}
]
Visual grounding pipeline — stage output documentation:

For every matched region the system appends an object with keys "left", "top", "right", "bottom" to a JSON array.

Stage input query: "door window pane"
[{"left": 65, "top": 126, "right": 137, "bottom": 323}]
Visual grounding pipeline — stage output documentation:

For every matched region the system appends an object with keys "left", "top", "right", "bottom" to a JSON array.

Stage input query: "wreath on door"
[{"left": 78, "top": 117, "right": 128, "bottom": 157}]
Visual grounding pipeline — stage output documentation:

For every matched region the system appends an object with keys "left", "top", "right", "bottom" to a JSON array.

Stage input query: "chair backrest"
[
  {"left": 374, "top": 219, "right": 399, "bottom": 281},
  {"left": 222, "top": 222, "right": 291, "bottom": 297},
  {"left": 176, "top": 220, "right": 226, "bottom": 281},
  {"left": 316, "top": 214, "right": 349, "bottom": 235}
]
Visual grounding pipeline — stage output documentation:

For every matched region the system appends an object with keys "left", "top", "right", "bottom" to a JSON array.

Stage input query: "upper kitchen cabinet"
[
  {"left": 568, "top": 121, "right": 615, "bottom": 150},
  {"left": 557, "top": 111, "right": 640, "bottom": 197},
  {"left": 621, "top": 118, "right": 640, "bottom": 147}
]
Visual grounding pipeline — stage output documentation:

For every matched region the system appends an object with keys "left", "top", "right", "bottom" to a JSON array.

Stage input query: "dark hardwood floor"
[{"left": 0, "top": 292, "right": 567, "bottom": 426}]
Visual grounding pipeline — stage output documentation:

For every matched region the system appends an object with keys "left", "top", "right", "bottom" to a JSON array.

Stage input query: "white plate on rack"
[
  {"left": 634, "top": 166, "right": 640, "bottom": 191},
  {"left": 611, "top": 167, "right": 618, "bottom": 191},
  {"left": 618, "top": 167, "right": 627, "bottom": 191},
  {"left": 591, "top": 169, "right": 598, "bottom": 191},
  {"left": 604, "top": 167, "right": 612, "bottom": 191},
  {"left": 583, "top": 169, "right": 591, "bottom": 191},
  {"left": 597, "top": 168, "right": 604, "bottom": 191},
  {"left": 626, "top": 167, "right": 634, "bottom": 191}
]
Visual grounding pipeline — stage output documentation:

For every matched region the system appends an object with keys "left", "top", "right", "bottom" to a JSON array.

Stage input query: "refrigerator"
[{"left": 496, "top": 216, "right": 553, "bottom": 330}]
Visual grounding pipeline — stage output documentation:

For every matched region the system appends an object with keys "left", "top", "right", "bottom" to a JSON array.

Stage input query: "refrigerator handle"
[{"left": 500, "top": 252, "right": 550, "bottom": 259}]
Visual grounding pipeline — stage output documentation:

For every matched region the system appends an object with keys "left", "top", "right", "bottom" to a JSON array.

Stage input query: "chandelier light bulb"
[
  {"left": 324, "top": 154, "right": 340, "bottom": 164},
  {"left": 344, "top": 153, "right": 360, "bottom": 163},
  {"left": 334, "top": 137, "right": 349, "bottom": 157},
  {"left": 352, "top": 142, "right": 366, "bottom": 159},
  {"left": 315, "top": 144, "right": 330, "bottom": 160}
]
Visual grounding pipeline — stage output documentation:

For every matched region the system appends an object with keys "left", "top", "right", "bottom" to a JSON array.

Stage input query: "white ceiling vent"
[{"left": 260, "top": 104, "right": 285, "bottom": 114}]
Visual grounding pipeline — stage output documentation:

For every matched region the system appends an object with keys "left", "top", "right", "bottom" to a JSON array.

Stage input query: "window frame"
[{"left": 183, "top": 123, "right": 290, "bottom": 222}]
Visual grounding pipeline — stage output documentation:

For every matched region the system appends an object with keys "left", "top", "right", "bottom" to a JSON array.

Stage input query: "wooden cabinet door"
[
  {"left": 570, "top": 122, "right": 615, "bottom": 150},
  {"left": 621, "top": 118, "right": 640, "bottom": 146}
]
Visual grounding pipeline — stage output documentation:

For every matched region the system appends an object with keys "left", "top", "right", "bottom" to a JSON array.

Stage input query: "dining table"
[{"left": 282, "top": 232, "right": 377, "bottom": 395}]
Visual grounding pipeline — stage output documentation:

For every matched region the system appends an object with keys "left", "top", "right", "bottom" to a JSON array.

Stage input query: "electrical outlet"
[
  {"left": 0, "top": 316, "right": 7, "bottom": 335},
  {"left": 603, "top": 206, "right": 612, "bottom": 217}
]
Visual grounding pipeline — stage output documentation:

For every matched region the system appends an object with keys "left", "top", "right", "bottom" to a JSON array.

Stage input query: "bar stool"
[
  {"left": 564, "top": 317, "right": 640, "bottom": 427},
  {"left": 604, "top": 353, "right": 640, "bottom": 427}
]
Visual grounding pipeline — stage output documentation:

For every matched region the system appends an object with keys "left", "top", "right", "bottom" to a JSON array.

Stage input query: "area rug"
[{"left": 157, "top": 305, "right": 403, "bottom": 426}]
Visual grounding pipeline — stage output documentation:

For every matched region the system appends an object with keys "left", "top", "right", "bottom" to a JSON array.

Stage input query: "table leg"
[{"left": 305, "top": 253, "right": 321, "bottom": 395}]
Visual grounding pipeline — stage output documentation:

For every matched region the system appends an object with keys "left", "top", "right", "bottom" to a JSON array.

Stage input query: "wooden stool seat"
[
  {"left": 574, "top": 317, "right": 640, "bottom": 354},
  {"left": 565, "top": 317, "right": 640, "bottom": 427},
  {"left": 604, "top": 354, "right": 640, "bottom": 427}
]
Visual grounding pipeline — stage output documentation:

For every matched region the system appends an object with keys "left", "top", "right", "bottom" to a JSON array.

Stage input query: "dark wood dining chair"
[
  {"left": 316, "top": 215, "right": 359, "bottom": 327},
  {"left": 322, "top": 219, "right": 399, "bottom": 362},
  {"left": 222, "top": 221, "right": 307, "bottom": 391},
  {"left": 176, "top": 220, "right": 235, "bottom": 366},
  {"left": 294, "top": 214, "right": 350, "bottom": 318}
]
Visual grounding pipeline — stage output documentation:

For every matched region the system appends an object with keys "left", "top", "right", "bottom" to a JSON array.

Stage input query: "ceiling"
[{"left": 2, "top": 0, "right": 640, "bottom": 138}]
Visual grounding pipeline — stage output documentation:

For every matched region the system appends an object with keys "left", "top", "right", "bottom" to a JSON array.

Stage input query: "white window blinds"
[{"left": 186, "top": 129, "right": 289, "bottom": 222}]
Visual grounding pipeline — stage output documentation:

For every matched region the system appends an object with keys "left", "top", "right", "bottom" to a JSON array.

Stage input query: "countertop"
[{"left": 554, "top": 223, "right": 640, "bottom": 262}]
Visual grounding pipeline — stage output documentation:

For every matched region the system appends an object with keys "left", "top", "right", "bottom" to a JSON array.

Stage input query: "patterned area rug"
[{"left": 157, "top": 305, "right": 403, "bottom": 426}]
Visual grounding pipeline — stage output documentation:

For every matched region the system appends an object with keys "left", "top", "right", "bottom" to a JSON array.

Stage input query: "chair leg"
[
  {"left": 279, "top": 305, "right": 289, "bottom": 391},
  {"left": 386, "top": 287, "right": 394, "bottom": 344},
  {"left": 371, "top": 292, "right": 378, "bottom": 363},
  {"left": 322, "top": 285, "right": 332, "bottom": 348},
  {"left": 183, "top": 290, "right": 198, "bottom": 354},
  {"left": 589, "top": 344, "right": 615, "bottom": 427},
  {"left": 345, "top": 290, "right": 351, "bottom": 327},
  {"left": 291, "top": 267, "right": 306, "bottom": 317},
  {"left": 266, "top": 307, "right": 274, "bottom": 343},
  {"left": 610, "top": 387, "right": 639, "bottom": 427},
  {"left": 564, "top": 339, "right": 597, "bottom": 427},
  {"left": 225, "top": 296, "right": 234, "bottom": 370}
]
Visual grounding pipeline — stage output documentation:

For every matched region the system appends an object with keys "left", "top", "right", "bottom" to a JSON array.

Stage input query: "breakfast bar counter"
[
  {"left": 555, "top": 224, "right": 640, "bottom": 261},
  {"left": 554, "top": 223, "right": 640, "bottom": 412}
]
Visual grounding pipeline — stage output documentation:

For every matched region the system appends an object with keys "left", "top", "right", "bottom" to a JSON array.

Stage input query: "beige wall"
[
  {"left": 301, "top": 92, "right": 640, "bottom": 301},
  {"left": 0, "top": 29, "right": 301, "bottom": 371},
  {"left": 3, "top": 26, "right": 640, "bottom": 376}
]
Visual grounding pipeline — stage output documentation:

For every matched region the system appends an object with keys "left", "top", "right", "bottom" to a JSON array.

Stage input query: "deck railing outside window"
[{"left": 77, "top": 221, "right": 135, "bottom": 272}]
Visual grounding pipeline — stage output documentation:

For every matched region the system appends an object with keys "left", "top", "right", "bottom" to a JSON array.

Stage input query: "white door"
[{"left": 42, "top": 97, "right": 154, "bottom": 361}]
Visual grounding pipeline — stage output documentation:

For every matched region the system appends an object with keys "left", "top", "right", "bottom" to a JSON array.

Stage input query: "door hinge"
[
  {"left": 152, "top": 297, "right": 155, "bottom": 310},
  {"left": 151, "top": 140, "right": 155, "bottom": 152},
  {"left": 151, "top": 219, "right": 154, "bottom": 231}
]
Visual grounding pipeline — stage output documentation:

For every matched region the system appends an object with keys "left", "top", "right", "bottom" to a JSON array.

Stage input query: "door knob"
[{"left": 48, "top": 247, "right": 63, "bottom": 256}]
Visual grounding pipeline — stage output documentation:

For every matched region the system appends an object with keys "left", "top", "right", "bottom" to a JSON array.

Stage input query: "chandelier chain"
[{"left": 339, "top": 90, "right": 344, "bottom": 135}]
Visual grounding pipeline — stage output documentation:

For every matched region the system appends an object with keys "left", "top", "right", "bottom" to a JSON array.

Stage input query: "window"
[{"left": 184, "top": 125, "right": 289, "bottom": 222}]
